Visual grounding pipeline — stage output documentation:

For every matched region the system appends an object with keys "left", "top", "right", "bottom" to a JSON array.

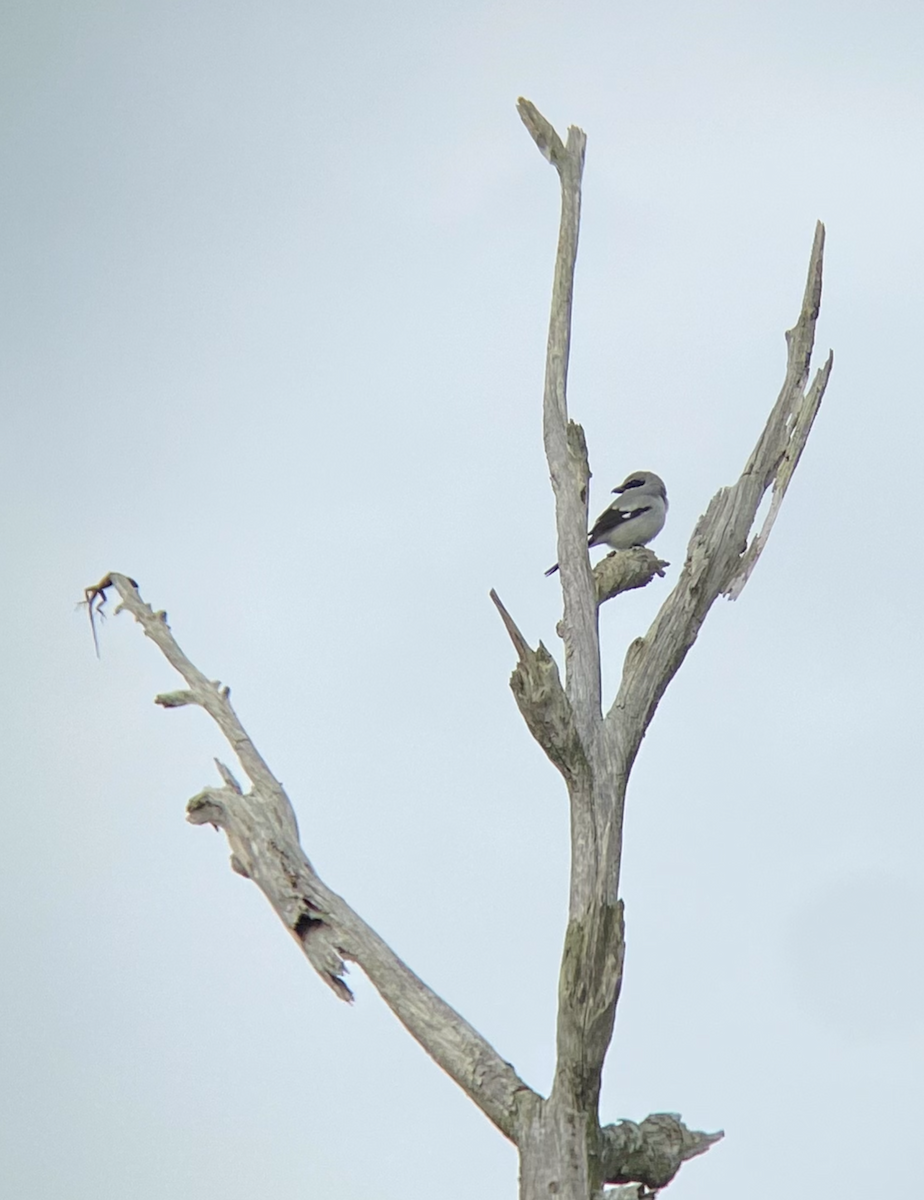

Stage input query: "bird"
[{"left": 545, "top": 471, "right": 668, "bottom": 576}]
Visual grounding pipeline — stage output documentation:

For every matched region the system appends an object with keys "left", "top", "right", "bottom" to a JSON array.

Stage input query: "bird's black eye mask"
[{"left": 613, "top": 478, "right": 645, "bottom": 493}]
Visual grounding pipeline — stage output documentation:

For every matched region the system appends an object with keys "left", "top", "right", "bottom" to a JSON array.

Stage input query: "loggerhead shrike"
[{"left": 545, "top": 470, "right": 668, "bottom": 576}]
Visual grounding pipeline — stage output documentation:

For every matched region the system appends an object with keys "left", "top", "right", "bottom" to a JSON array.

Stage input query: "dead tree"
[{"left": 87, "top": 100, "right": 832, "bottom": 1199}]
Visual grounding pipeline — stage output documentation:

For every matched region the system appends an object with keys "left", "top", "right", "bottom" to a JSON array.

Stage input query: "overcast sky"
[{"left": 2, "top": 2, "right": 923, "bottom": 1197}]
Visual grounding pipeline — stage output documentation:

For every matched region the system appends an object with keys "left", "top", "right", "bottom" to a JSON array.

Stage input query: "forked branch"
[
  {"left": 608, "top": 223, "right": 833, "bottom": 767},
  {"left": 500, "top": 99, "right": 824, "bottom": 1197}
]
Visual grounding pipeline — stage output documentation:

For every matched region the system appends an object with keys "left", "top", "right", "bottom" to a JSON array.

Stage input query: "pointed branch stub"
[
  {"left": 600, "top": 1114, "right": 724, "bottom": 1189},
  {"left": 490, "top": 589, "right": 589, "bottom": 787}
]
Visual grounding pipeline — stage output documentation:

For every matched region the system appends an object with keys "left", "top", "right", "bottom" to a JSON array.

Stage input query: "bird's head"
[{"left": 613, "top": 471, "right": 667, "bottom": 501}]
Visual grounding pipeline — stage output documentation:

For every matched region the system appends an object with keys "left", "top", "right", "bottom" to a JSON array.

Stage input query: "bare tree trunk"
[
  {"left": 519, "top": 1101, "right": 595, "bottom": 1200},
  {"left": 497, "top": 99, "right": 831, "bottom": 1198},
  {"left": 85, "top": 97, "right": 830, "bottom": 1200}
]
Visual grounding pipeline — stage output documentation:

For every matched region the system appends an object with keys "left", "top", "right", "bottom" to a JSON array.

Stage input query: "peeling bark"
[
  {"left": 599, "top": 1115, "right": 724, "bottom": 1189},
  {"left": 108, "top": 575, "right": 535, "bottom": 1140}
]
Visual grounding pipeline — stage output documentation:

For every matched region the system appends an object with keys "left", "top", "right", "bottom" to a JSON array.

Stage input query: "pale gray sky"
[{"left": 2, "top": 2, "right": 923, "bottom": 1197}]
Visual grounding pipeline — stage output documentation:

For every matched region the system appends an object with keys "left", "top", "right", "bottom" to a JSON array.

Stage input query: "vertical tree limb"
[
  {"left": 517, "top": 98, "right": 600, "bottom": 744},
  {"left": 516, "top": 99, "right": 629, "bottom": 1162}
]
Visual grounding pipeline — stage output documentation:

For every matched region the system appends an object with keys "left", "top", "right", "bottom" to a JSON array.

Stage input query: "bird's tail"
[{"left": 544, "top": 562, "right": 560, "bottom": 576}]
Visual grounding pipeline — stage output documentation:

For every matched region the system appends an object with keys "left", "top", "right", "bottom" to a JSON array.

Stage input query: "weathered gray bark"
[
  {"left": 88, "top": 97, "right": 831, "bottom": 1200},
  {"left": 488, "top": 99, "right": 831, "bottom": 1196}
]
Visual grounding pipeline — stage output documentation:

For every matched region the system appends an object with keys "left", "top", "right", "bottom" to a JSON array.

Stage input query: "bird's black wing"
[
  {"left": 546, "top": 500, "right": 654, "bottom": 573},
  {"left": 588, "top": 502, "right": 651, "bottom": 547}
]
